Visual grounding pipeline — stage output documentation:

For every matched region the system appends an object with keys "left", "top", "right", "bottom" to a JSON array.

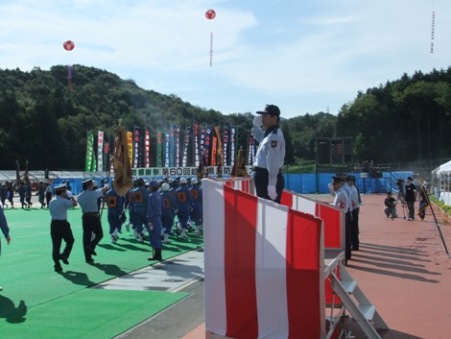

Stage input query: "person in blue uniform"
[
  {"left": 0, "top": 200, "right": 11, "bottom": 290},
  {"left": 48, "top": 183, "right": 77, "bottom": 272},
  {"left": 160, "top": 182, "right": 178, "bottom": 243},
  {"left": 105, "top": 183, "right": 125, "bottom": 244},
  {"left": 175, "top": 177, "right": 192, "bottom": 239},
  {"left": 130, "top": 178, "right": 148, "bottom": 242},
  {"left": 251, "top": 104, "right": 285, "bottom": 203},
  {"left": 77, "top": 178, "right": 108, "bottom": 264},
  {"left": 147, "top": 181, "right": 163, "bottom": 261},
  {"left": 189, "top": 178, "right": 203, "bottom": 235}
]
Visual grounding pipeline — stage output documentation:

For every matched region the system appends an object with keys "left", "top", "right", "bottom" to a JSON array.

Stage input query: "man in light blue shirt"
[
  {"left": 49, "top": 183, "right": 77, "bottom": 272},
  {"left": 251, "top": 104, "right": 285, "bottom": 203}
]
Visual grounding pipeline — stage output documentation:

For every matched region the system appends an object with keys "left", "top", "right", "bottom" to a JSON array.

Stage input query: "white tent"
[{"left": 432, "top": 159, "right": 451, "bottom": 205}]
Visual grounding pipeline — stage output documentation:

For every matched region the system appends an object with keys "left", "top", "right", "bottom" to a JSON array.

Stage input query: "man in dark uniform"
[
  {"left": 48, "top": 183, "right": 77, "bottom": 272},
  {"left": 251, "top": 104, "right": 286, "bottom": 203},
  {"left": 77, "top": 178, "right": 108, "bottom": 264},
  {"left": 405, "top": 176, "right": 417, "bottom": 220}
]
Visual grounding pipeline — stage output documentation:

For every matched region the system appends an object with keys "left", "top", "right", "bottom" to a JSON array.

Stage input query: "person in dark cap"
[
  {"left": 330, "top": 176, "right": 352, "bottom": 265},
  {"left": 147, "top": 180, "right": 163, "bottom": 261},
  {"left": 251, "top": 104, "right": 285, "bottom": 203},
  {"left": 347, "top": 175, "right": 361, "bottom": 251},
  {"left": 77, "top": 178, "right": 109, "bottom": 264},
  {"left": 404, "top": 176, "right": 417, "bottom": 220},
  {"left": 48, "top": 183, "right": 77, "bottom": 272}
]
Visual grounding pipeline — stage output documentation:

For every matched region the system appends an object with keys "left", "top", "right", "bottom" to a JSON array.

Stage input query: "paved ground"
[
  {"left": 11, "top": 193, "right": 451, "bottom": 338},
  {"left": 176, "top": 193, "right": 451, "bottom": 339}
]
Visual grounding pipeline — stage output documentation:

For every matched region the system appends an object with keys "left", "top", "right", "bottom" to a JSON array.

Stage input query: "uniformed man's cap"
[
  {"left": 346, "top": 175, "right": 356, "bottom": 182},
  {"left": 256, "top": 104, "right": 280, "bottom": 117},
  {"left": 331, "top": 176, "right": 344, "bottom": 183},
  {"left": 82, "top": 178, "right": 93, "bottom": 185},
  {"left": 55, "top": 183, "right": 67, "bottom": 192}
]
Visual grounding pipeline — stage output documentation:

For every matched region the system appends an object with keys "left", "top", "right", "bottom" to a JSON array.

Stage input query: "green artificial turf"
[{"left": 0, "top": 207, "right": 202, "bottom": 337}]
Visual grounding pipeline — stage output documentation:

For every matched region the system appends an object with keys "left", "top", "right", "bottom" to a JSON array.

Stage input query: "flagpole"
[{"left": 423, "top": 185, "right": 450, "bottom": 258}]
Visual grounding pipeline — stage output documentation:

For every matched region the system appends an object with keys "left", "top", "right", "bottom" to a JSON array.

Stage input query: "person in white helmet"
[
  {"left": 189, "top": 178, "right": 203, "bottom": 235},
  {"left": 175, "top": 177, "right": 192, "bottom": 239}
]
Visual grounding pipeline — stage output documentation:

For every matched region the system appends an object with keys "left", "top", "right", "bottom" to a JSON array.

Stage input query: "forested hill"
[
  {"left": 1, "top": 65, "right": 451, "bottom": 171},
  {"left": 0, "top": 65, "right": 248, "bottom": 170}
]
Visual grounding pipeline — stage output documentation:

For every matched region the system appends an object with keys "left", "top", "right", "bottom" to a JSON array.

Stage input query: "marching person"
[
  {"left": 189, "top": 177, "right": 203, "bottom": 235},
  {"left": 77, "top": 178, "right": 108, "bottom": 264},
  {"left": 0, "top": 200, "right": 11, "bottom": 290},
  {"left": 147, "top": 181, "right": 163, "bottom": 261},
  {"left": 38, "top": 181, "right": 47, "bottom": 208},
  {"left": 45, "top": 181, "right": 54, "bottom": 208},
  {"left": 251, "top": 104, "right": 285, "bottom": 203},
  {"left": 160, "top": 182, "right": 178, "bottom": 243},
  {"left": 105, "top": 182, "right": 125, "bottom": 244},
  {"left": 48, "top": 183, "right": 77, "bottom": 273},
  {"left": 129, "top": 178, "right": 148, "bottom": 242},
  {"left": 175, "top": 177, "right": 192, "bottom": 239}
]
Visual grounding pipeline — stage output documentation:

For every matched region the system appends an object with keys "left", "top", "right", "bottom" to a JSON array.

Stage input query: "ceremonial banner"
[
  {"left": 156, "top": 131, "right": 162, "bottom": 167},
  {"left": 145, "top": 129, "right": 150, "bottom": 168},
  {"left": 112, "top": 126, "right": 134, "bottom": 196},
  {"left": 194, "top": 122, "right": 200, "bottom": 166},
  {"left": 205, "top": 127, "right": 213, "bottom": 166},
  {"left": 230, "top": 126, "right": 236, "bottom": 167},
  {"left": 104, "top": 141, "right": 110, "bottom": 173},
  {"left": 223, "top": 124, "right": 229, "bottom": 166},
  {"left": 127, "top": 131, "right": 133, "bottom": 168},
  {"left": 97, "top": 130, "right": 104, "bottom": 172},
  {"left": 169, "top": 124, "right": 175, "bottom": 167},
  {"left": 175, "top": 127, "right": 181, "bottom": 167},
  {"left": 182, "top": 127, "right": 191, "bottom": 167},
  {"left": 203, "top": 180, "right": 324, "bottom": 338},
  {"left": 85, "top": 130, "right": 94, "bottom": 172},
  {"left": 248, "top": 135, "right": 255, "bottom": 166},
  {"left": 211, "top": 136, "right": 217, "bottom": 166},
  {"left": 164, "top": 130, "right": 170, "bottom": 168},
  {"left": 200, "top": 126, "right": 206, "bottom": 159},
  {"left": 133, "top": 126, "right": 140, "bottom": 168}
]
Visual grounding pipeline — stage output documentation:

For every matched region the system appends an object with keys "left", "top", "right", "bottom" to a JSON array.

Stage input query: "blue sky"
[{"left": 0, "top": 0, "right": 449, "bottom": 119}]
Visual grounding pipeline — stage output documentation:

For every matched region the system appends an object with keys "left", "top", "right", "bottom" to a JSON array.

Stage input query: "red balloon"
[
  {"left": 63, "top": 40, "right": 75, "bottom": 51},
  {"left": 205, "top": 9, "right": 216, "bottom": 20}
]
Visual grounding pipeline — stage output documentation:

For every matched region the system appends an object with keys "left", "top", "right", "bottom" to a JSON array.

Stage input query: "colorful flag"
[
  {"left": 230, "top": 126, "right": 236, "bottom": 167},
  {"left": 156, "top": 131, "right": 162, "bottom": 167},
  {"left": 193, "top": 122, "right": 200, "bottom": 166},
  {"left": 133, "top": 126, "right": 140, "bottom": 168},
  {"left": 145, "top": 129, "right": 150, "bottom": 168},
  {"left": 85, "top": 130, "right": 94, "bottom": 172},
  {"left": 175, "top": 127, "right": 181, "bottom": 167},
  {"left": 97, "top": 131, "right": 104, "bottom": 172},
  {"left": 182, "top": 127, "right": 191, "bottom": 167},
  {"left": 203, "top": 180, "right": 324, "bottom": 338},
  {"left": 112, "top": 126, "right": 134, "bottom": 196},
  {"left": 127, "top": 131, "right": 133, "bottom": 168}
]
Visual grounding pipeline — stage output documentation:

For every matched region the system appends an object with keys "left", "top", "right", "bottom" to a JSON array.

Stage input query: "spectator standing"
[{"left": 405, "top": 176, "right": 417, "bottom": 220}]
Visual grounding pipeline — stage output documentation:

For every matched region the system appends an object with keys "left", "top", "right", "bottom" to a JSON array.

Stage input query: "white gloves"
[
  {"left": 253, "top": 115, "right": 262, "bottom": 127},
  {"left": 65, "top": 190, "right": 73, "bottom": 199},
  {"left": 267, "top": 185, "right": 277, "bottom": 200}
]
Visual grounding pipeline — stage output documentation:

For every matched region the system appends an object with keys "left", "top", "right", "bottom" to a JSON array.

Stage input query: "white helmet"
[
  {"left": 191, "top": 178, "right": 199, "bottom": 185},
  {"left": 161, "top": 183, "right": 170, "bottom": 191},
  {"left": 180, "top": 177, "right": 188, "bottom": 184}
]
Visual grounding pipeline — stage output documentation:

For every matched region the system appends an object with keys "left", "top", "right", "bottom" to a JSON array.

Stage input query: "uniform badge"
[{"left": 271, "top": 140, "right": 277, "bottom": 148}]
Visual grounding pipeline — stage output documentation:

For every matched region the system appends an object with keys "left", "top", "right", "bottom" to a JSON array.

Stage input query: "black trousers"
[
  {"left": 253, "top": 167, "right": 284, "bottom": 204},
  {"left": 50, "top": 220, "right": 74, "bottom": 267},
  {"left": 82, "top": 214, "right": 103, "bottom": 261},
  {"left": 351, "top": 208, "right": 360, "bottom": 250},
  {"left": 345, "top": 211, "right": 352, "bottom": 261}
]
